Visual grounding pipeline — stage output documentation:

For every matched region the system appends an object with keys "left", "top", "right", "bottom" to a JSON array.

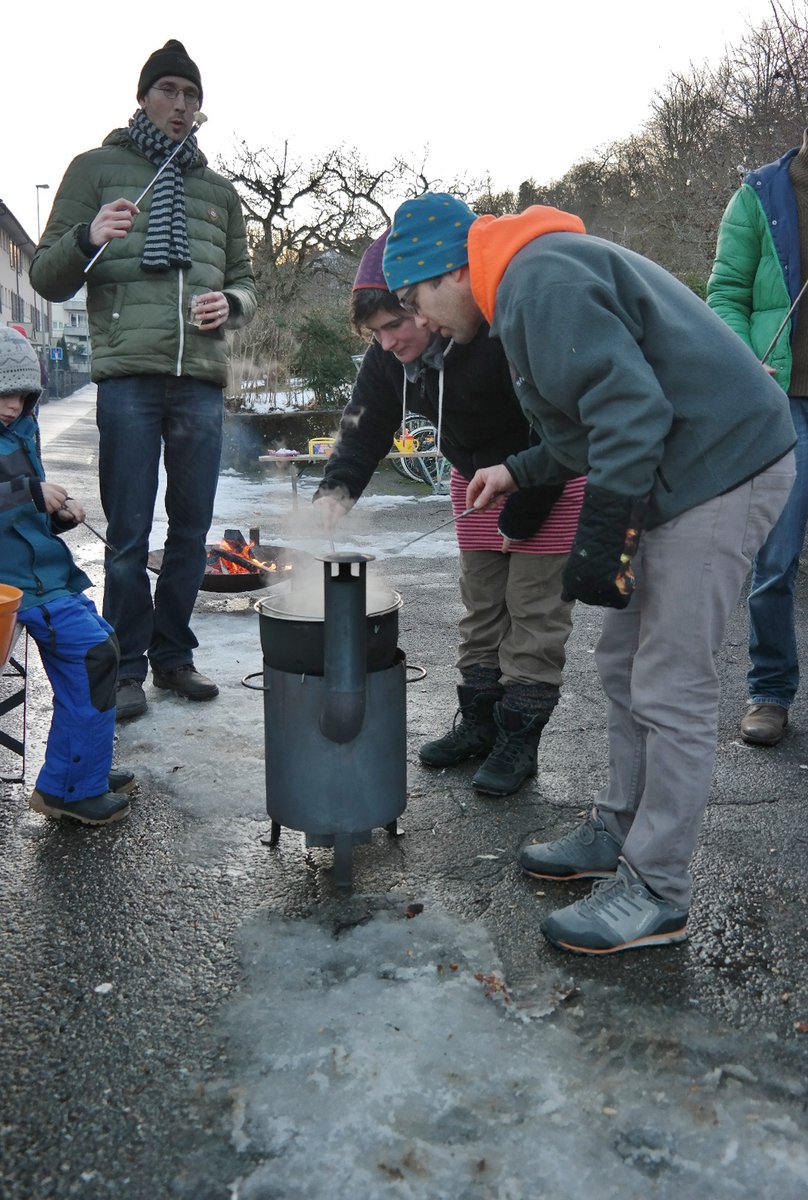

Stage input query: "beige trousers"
[{"left": 456, "top": 550, "right": 574, "bottom": 688}]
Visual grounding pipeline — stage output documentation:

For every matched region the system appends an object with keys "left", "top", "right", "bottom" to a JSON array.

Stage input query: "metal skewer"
[
  {"left": 83, "top": 113, "right": 208, "bottom": 274},
  {"left": 59, "top": 506, "right": 117, "bottom": 553},
  {"left": 391, "top": 507, "right": 477, "bottom": 554},
  {"left": 761, "top": 276, "right": 808, "bottom": 366}
]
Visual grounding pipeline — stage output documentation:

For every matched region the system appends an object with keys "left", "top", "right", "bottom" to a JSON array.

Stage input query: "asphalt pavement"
[{"left": 1, "top": 387, "right": 807, "bottom": 1200}]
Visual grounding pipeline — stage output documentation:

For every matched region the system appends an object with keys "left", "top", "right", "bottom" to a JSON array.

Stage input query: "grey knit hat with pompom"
[{"left": 0, "top": 326, "right": 42, "bottom": 399}]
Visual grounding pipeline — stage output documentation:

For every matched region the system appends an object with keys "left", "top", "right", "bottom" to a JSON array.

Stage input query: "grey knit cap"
[{"left": 0, "top": 326, "right": 42, "bottom": 399}]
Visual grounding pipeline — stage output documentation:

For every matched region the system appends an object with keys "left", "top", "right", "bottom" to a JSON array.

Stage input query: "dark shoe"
[
  {"left": 152, "top": 663, "right": 219, "bottom": 701},
  {"left": 29, "top": 789, "right": 130, "bottom": 826},
  {"left": 471, "top": 702, "right": 547, "bottom": 797},
  {"left": 116, "top": 679, "right": 147, "bottom": 721},
  {"left": 519, "top": 813, "right": 621, "bottom": 880},
  {"left": 541, "top": 862, "right": 688, "bottom": 955},
  {"left": 740, "top": 703, "right": 788, "bottom": 746},
  {"left": 418, "top": 686, "right": 500, "bottom": 767},
  {"left": 109, "top": 769, "right": 136, "bottom": 794}
]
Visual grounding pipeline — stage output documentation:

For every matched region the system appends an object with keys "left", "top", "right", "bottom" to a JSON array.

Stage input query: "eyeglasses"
[
  {"left": 397, "top": 284, "right": 421, "bottom": 316},
  {"left": 150, "top": 84, "right": 200, "bottom": 106}
]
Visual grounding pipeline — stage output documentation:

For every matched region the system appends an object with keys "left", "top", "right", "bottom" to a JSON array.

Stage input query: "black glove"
[
  {"left": 498, "top": 483, "right": 564, "bottom": 541},
  {"left": 561, "top": 484, "right": 648, "bottom": 609}
]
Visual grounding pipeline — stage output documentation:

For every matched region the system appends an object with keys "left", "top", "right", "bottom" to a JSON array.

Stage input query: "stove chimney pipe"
[{"left": 319, "top": 554, "right": 371, "bottom": 744}]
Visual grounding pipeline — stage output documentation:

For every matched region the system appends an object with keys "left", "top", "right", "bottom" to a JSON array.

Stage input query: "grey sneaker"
[
  {"left": 519, "top": 814, "right": 621, "bottom": 880},
  {"left": 541, "top": 863, "right": 689, "bottom": 955}
]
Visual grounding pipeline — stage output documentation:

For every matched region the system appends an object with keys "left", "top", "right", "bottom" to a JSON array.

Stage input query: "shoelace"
[
  {"left": 555, "top": 820, "right": 597, "bottom": 849},
  {"left": 431, "top": 707, "right": 478, "bottom": 747},
  {"left": 488, "top": 735, "right": 531, "bottom": 767},
  {"left": 580, "top": 875, "right": 650, "bottom": 920}
]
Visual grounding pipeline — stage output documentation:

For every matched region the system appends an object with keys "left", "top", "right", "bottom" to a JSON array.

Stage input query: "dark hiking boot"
[
  {"left": 116, "top": 679, "right": 147, "bottom": 721},
  {"left": 471, "top": 702, "right": 547, "bottom": 797},
  {"left": 152, "top": 663, "right": 219, "bottom": 701},
  {"left": 109, "top": 770, "right": 136, "bottom": 794},
  {"left": 29, "top": 789, "right": 131, "bottom": 826},
  {"left": 418, "top": 686, "right": 500, "bottom": 767}
]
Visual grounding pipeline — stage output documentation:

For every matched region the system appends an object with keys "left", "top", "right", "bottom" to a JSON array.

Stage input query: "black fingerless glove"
[
  {"left": 561, "top": 484, "right": 648, "bottom": 609},
  {"left": 498, "top": 483, "right": 564, "bottom": 541}
]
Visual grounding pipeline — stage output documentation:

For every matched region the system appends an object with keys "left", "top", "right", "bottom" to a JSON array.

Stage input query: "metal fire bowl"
[{"left": 147, "top": 544, "right": 315, "bottom": 594}]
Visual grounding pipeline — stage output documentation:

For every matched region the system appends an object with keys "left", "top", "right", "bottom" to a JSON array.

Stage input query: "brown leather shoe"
[{"left": 740, "top": 703, "right": 788, "bottom": 746}]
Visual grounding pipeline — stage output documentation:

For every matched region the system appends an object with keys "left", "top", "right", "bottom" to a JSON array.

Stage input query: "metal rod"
[
  {"left": 761, "top": 275, "right": 808, "bottom": 365},
  {"left": 391, "top": 507, "right": 477, "bottom": 554},
  {"left": 60, "top": 506, "right": 117, "bottom": 552},
  {"left": 83, "top": 117, "right": 206, "bottom": 274},
  {"left": 78, "top": 517, "right": 117, "bottom": 553}
]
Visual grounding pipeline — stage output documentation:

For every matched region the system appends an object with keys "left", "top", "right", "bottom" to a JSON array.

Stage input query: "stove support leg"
[
  {"left": 332, "top": 834, "right": 354, "bottom": 892},
  {"left": 268, "top": 820, "right": 282, "bottom": 845}
]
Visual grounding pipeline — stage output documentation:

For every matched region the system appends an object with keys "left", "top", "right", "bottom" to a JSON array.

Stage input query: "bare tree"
[
  {"left": 481, "top": 0, "right": 808, "bottom": 288},
  {"left": 218, "top": 141, "right": 473, "bottom": 406}
]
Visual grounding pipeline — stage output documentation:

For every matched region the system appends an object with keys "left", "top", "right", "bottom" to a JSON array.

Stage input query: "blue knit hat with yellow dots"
[{"left": 383, "top": 193, "right": 477, "bottom": 292}]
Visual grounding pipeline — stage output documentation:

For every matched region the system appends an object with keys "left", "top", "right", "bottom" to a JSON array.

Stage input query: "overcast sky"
[{"left": 2, "top": 0, "right": 787, "bottom": 244}]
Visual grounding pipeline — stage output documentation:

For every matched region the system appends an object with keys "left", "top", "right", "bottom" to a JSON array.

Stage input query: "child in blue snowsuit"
[{"left": 0, "top": 326, "right": 131, "bottom": 825}]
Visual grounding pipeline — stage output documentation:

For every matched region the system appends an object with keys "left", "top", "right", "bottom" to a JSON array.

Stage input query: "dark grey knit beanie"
[
  {"left": 137, "top": 39, "right": 203, "bottom": 104},
  {"left": 0, "top": 326, "right": 42, "bottom": 399}
]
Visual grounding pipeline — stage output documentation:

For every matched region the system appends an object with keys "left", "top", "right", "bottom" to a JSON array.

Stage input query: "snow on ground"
[{"left": 210, "top": 470, "right": 456, "bottom": 564}]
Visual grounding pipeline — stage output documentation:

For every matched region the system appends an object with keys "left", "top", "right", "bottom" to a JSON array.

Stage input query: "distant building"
[
  {"left": 53, "top": 290, "right": 91, "bottom": 368},
  {"left": 0, "top": 199, "right": 51, "bottom": 356},
  {"left": 0, "top": 196, "right": 92, "bottom": 379}
]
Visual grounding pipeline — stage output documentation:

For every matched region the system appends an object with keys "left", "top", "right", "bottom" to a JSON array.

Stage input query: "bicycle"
[{"left": 390, "top": 421, "right": 448, "bottom": 489}]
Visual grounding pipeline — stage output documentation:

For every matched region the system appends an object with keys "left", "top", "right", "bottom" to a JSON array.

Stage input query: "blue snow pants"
[{"left": 17, "top": 594, "right": 119, "bottom": 802}]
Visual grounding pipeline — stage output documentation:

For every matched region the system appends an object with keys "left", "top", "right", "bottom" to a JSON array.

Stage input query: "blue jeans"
[
  {"left": 96, "top": 375, "right": 223, "bottom": 680},
  {"left": 747, "top": 398, "right": 808, "bottom": 708}
]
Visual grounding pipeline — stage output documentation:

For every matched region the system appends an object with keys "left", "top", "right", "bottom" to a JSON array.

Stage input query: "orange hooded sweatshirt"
[{"left": 468, "top": 206, "right": 586, "bottom": 324}]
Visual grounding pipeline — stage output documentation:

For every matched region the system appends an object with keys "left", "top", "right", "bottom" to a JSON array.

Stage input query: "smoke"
[{"left": 311, "top": 483, "right": 355, "bottom": 534}]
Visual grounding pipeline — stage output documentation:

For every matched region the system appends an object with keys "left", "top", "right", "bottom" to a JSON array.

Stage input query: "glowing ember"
[{"left": 204, "top": 534, "right": 294, "bottom": 577}]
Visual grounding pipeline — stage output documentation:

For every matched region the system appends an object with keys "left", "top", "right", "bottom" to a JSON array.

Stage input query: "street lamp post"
[{"left": 35, "top": 184, "right": 50, "bottom": 366}]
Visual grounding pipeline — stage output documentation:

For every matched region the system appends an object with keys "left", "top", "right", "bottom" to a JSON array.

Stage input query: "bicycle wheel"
[
  {"left": 389, "top": 415, "right": 422, "bottom": 479},
  {"left": 398, "top": 424, "right": 442, "bottom": 484}
]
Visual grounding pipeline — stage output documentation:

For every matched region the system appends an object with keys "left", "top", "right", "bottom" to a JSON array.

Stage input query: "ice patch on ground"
[{"left": 219, "top": 901, "right": 808, "bottom": 1200}]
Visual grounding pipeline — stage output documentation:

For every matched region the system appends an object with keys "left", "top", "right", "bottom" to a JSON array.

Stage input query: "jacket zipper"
[{"left": 176, "top": 273, "right": 185, "bottom": 376}]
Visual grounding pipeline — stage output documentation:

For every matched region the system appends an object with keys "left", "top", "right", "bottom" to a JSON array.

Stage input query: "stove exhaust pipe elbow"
[{"left": 319, "top": 688, "right": 366, "bottom": 744}]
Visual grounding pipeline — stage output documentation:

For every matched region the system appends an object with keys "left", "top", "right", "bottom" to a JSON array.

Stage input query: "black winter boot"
[
  {"left": 418, "top": 685, "right": 501, "bottom": 767},
  {"left": 472, "top": 684, "right": 558, "bottom": 796}
]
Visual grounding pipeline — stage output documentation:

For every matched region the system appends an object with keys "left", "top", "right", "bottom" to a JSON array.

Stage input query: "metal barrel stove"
[{"left": 255, "top": 553, "right": 407, "bottom": 889}]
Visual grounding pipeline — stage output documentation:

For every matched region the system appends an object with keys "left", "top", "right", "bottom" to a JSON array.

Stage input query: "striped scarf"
[{"left": 128, "top": 109, "right": 198, "bottom": 272}]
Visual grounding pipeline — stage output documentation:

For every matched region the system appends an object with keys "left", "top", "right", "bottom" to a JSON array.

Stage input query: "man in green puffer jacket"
[
  {"left": 707, "top": 130, "right": 808, "bottom": 748},
  {"left": 30, "top": 39, "right": 256, "bottom": 721}
]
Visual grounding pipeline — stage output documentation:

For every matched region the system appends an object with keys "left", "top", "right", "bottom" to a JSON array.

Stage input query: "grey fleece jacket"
[{"left": 485, "top": 231, "right": 795, "bottom": 529}]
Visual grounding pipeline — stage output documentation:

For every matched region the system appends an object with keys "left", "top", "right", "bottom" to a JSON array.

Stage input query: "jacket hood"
[{"left": 468, "top": 205, "right": 586, "bottom": 323}]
